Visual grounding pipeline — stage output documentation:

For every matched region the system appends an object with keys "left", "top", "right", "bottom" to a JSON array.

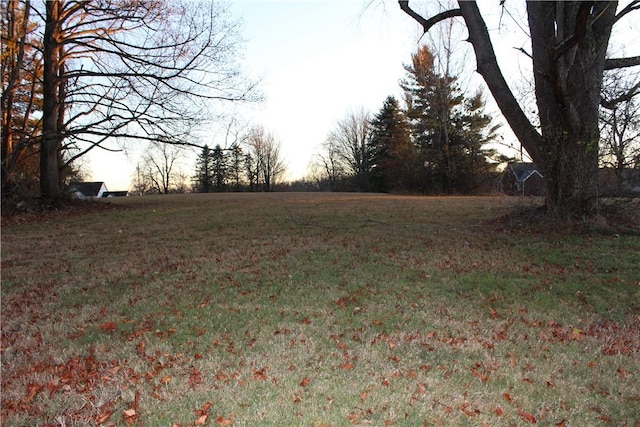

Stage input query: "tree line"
[
  {"left": 311, "top": 45, "right": 504, "bottom": 195},
  {"left": 191, "top": 126, "right": 286, "bottom": 193}
]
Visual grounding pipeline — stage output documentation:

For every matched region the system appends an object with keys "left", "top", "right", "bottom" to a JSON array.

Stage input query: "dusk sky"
[{"left": 86, "top": 1, "right": 639, "bottom": 191}]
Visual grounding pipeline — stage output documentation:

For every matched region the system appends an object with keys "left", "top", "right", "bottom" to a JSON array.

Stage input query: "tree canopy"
[{"left": 2, "top": 0, "right": 257, "bottom": 200}]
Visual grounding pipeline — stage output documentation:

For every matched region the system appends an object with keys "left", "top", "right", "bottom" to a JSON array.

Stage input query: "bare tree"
[
  {"left": 327, "top": 108, "right": 373, "bottom": 189},
  {"left": 245, "top": 126, "right": 287, "bottom": 192},
  {"left": 36, "top": 0, "right": 257, "bottom": 199},
  {"left": 142, "top": 143, "right": 183, "bottom": 195},
  {"left": 1, "top": 0, "right": 42, "bottom": 196},
  {"left": 399, "top": 1, "right": 640, "bottom": 219},
  {"left": 313, "top": 137, "right": 346, "bottom": 190},
  {"left": 600, "top": 72, "right": 640, "bottom": 192}
]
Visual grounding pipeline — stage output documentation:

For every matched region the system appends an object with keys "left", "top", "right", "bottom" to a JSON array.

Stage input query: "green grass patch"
[{"left": 2, "top": 193, "right": 639, "bottom": 426}]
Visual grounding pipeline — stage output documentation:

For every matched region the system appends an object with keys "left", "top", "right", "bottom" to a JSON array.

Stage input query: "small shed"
[
  {"left": 69, "top": 181, "right": 108, "bottom": 199},
  {"left": 500, "top": 163, "right": 545, "bottom": 196}
]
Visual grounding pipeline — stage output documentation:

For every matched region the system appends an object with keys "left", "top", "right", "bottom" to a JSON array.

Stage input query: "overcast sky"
[{"left": 87, "top": 1, "right": 639, "bottom": 191}]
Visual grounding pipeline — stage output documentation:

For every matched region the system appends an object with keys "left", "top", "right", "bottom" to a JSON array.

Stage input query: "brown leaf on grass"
[
  {"left": 517, "top": 410, "right": 537, "bottom": 423},
  {"left": 136, "top": 340, "right": 145, "bottom": 356},
  {"left": 616, "top": 367, "right": 629, "bottom": 379},
  {"left": 123, "top": 409, "right": 136, "bottom": 417},
  {"left": 299, "top": 377, "right": 311, "bottom": 387},
  {"left": 25, "top": 383, "right": 41, "bottom": 401},
  {"left": 488, "top": 307, "right": 499, "bottom": 319},
  {"left": 215, "top": 413, "right": 235, "bottom": 425},
  {"left": 193, "top": 401, "right": 212, "bottom": 416},
  {"left": 95, "top": 411, "right": 112, "bottom": 424},
  {"left": 99, "top": 321, "right": 117, "bottom": 332},
  {"left": 194, "top": 415, "right": 208, "bottom": 425},
  {"left": 252, "top": 367, "right": 268, "bottom": 381}
]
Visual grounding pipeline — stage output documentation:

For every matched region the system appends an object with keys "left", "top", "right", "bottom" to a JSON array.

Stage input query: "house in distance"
[
  {"left": 69, "top": 182, "right": 129, "bottom": 199},
  {"left": 500, "top": 163, "right": 545, "bottom": 196}
]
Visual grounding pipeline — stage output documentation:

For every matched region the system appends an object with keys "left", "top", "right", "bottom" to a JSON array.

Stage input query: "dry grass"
[{"left": 2, "top": 193, "right": 639, "bottom": 426}]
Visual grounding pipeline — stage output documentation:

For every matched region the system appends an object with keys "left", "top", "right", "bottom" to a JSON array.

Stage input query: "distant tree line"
[
  {"left": 311, "top": 45, "right": 505, "bottom": 195},
  {"left": 192, "top": 126, "right": 286, "bottom": 193}
]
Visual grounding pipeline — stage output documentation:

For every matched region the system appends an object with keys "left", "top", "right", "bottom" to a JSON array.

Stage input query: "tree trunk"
[
  {"left": 457, "top": 1, "right": 615, "bottom": 219},
  {"left": 526, "top": 1, "right": 614, "bottom": 219},
  {"left": 40, "top": 0, "right": 62, "bottom": 199}
]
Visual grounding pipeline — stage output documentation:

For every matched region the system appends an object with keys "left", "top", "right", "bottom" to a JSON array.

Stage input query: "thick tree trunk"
[
  {"left": 526, "top": 1, "right": 614, "bottom": 219},
  {"left": 458, "top": 1, "right": 614, "bottom": 219},
  {"left": 40, "top": 0, "right": 62, "bottom": 199}
]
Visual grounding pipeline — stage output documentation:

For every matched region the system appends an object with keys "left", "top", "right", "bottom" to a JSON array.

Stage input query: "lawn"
[{"left": 2, "top": 193, "right": 639, "bottom": 426}]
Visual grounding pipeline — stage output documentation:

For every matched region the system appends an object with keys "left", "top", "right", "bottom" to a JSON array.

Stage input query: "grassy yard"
[{"left": 2, "top": 193, "right": 639, "bottom": 426}]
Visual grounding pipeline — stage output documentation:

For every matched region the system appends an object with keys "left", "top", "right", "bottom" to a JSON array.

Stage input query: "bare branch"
[
  {"left": 601, "top": 80, "right": 640, "bottom": 110},
  {"left": 605, "top": 56, "right": 640, "bottom": 70},
  {"left": 612, "top": 0, "right": 640, "bottom": 24},
  {"left": 398, "top": 1, "right": 461, "bottom": 35}
]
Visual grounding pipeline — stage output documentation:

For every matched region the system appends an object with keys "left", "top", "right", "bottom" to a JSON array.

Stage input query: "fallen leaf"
[
  {"left": 123, "top": 409, "right": 136, "bottom": 417},
  {"left": 299, "top": 377, "right": 311, "bottom": 387},
  {"left": 252, "top": 367, "right": 268, "bottom": 381},
  {"left": 518, "top": 410, "right": 537, "bottom": 424},
  {"left": 194, "top": 415, "right": 207, "bottom": 425},
  {"left": 99, "top": 322, "right": 117, "bottom": 332},
  {"left": 95, "top": 411, "right": 112, "bottom": 424},
  {"left": 215, "top": 414, "right": 235, "bottom": 425}
]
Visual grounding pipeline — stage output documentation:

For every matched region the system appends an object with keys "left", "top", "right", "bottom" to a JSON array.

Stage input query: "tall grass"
[{"left": 2, "top": 193, "right": 639, "bottom": 426}]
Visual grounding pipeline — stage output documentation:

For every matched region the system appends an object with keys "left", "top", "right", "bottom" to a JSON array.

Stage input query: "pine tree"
[
  {"left": 211, "top": 144, "right": 228, "bottom": 191},
  {"left": 194, "top": 145, "right": 214, "bottom": 193},
  {"left": 228, "top": 142, "right": 245, "bottom": 191},
  {"left": 401, "top": 45, "right": 497, "bottom": 194},
  {"left": 368, "top": 96, "right": 416, "bottom": 192}
]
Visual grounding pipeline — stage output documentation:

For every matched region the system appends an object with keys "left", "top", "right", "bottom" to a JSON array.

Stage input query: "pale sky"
[{"left": 86, "top": 1, "right": 639, "bottom": 191}]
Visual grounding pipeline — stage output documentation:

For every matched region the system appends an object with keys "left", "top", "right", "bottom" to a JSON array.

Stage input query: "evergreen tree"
[
  {"left": 368, "top": 96, "right": 417, "bottom": 192},
  {"left": 211, "top": 144, "right": 228, "bottom": 191},
  {"left": 228, "top": 142, "right": 245, "bottom": 191},
  {"left": 194, "top": 145, "right": 214, "bottom": 193},
  {"left": 401, "top": 45, "right": 497, "bottom": 194}
]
